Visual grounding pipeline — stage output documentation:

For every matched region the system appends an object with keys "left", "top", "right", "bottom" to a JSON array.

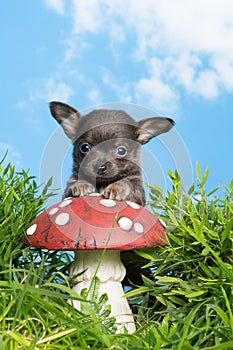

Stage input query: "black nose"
[{"left": 97, "top": 162, "right": 109, "bottom": 175}]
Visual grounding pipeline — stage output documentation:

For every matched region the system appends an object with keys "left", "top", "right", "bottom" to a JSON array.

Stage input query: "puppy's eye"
[
  {"left": 116, "top": 146, "right": 127, "bottom": 157},
  {"left": 79, "top": 142, "right": 91, "bottom": 154}
]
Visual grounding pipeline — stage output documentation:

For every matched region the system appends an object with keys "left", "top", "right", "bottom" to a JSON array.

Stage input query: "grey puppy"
[{"left": 49, "top": 102, "right": 174, "bottom": 206}]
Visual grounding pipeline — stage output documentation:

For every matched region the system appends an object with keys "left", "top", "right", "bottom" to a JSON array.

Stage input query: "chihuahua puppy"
[{"left": 49, "top": 101, "right": 174, "bottom": 205}]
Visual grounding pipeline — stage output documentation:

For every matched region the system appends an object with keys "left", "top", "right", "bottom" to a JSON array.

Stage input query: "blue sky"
[{"left": 1, "top": 0, "right": 233, "bottom": 203}]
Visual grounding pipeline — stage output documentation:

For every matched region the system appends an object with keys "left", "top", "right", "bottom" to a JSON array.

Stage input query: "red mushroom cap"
[{"left": 23, "top": 194, "right": 167, "bottom": 250}]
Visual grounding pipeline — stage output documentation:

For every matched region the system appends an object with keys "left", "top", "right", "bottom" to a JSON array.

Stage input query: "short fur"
[{"left": 49, "top": 101, "right": 174, "bottom": 206}]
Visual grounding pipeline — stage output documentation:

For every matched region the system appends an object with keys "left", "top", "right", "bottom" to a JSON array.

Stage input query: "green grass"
[{"left": 0, "top": 159, "right": 232, "bottom": 349}]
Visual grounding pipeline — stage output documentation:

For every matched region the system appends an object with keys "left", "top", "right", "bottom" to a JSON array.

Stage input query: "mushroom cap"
[{"left": 23, "top": 195, "right": 167, "bottom": 250}]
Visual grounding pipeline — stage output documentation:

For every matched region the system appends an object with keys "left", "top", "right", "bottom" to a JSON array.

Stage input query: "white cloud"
[
  {"left": 44, "top": 0, "right": 65, "bottom": 15},
  {"left": 134, "top": 57, "right": 179, "bottom": 113},
  {"left": 45, "top": 78, "right": 74, "bottom": 102},
  {"left": 166, "top": 54, "right": 201, "bottom": 92},
  {"left": 0, "top": 143, "right": 22, "bottom": 167},
  {"left": 46, "top": 0, "right": 233, "bottom": 109},
  {"left": 18, "top": 77, "right": 74, "bottom": 132},
  {"left": 86, "top": 87, "right": 102, "bottom": 104},
  {"left": 212, "top": 57, "right": 233, "bottom": 92},
  {"left": 191, "top": 70, "right": 219, "bottom": 99},
  {"left": 109, "top": 22, "right": 125, "bottom": 44},
  {"left": 102, "top": 70, "right": 132, "bottom": 103},
  {"left": 71, "top": 0, "right": 104, "bottom": 34},
  {"left": 29, "top": 77, "right": 74, "bottom": 103}
]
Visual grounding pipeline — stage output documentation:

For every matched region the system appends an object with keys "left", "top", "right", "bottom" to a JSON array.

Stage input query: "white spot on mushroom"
[
  {"left": 126, "top": 201, "right": 141, "bottom": 210},
  {"left": 158, "top": 218, "right": 167, "bottom": 228},
  {"left": 55, "top": 213, "right": 70, "bottom": 226},
  {"left": 27, "top": 224, "right": 37, "bottom": 236},
  {"left": 59, "top": 199, "right": 72, "bottom": 208},
  {"left": 89, "top": 193, "right": 102, "bottom": 197},
  {"left": 118, "top": 217, "right": 133, "bottom": 231},
  {"left": 134, "top": 222, "right": 144, "bottom": 233},
  {"left": 49, "top": 207, "right": 59, "bottom": 215},
  {"left": 99, "top": 199, "right": 117, "bottom": 208}
]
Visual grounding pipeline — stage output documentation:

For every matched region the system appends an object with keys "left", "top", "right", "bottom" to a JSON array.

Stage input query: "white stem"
[{"left": 70, "top": 250, "right": 136, "bottom": 334}]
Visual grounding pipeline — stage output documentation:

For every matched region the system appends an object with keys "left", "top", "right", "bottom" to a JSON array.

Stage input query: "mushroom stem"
[{"left": 70, "top": 250, "right": 136, "bottom": 333}]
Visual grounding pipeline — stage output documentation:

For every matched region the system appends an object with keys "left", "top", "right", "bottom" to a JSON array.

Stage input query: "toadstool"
[{"left": 23, "top": 194, "right": 167, "bottom": 333}]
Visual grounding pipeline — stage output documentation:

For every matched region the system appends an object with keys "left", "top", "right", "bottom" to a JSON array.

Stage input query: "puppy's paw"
[
  {"left": 104, "top": 181, "right": 132, "bottom": 201},
  {"left": 71, "top": 181, "right": 96, "bottom": 197}
]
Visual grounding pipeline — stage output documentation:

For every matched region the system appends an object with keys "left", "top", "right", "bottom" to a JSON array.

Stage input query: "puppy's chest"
[{"left": 97, "top": 186, "right": 108, "bottom": 195}]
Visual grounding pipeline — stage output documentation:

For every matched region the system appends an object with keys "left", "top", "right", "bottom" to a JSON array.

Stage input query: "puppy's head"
[{"left": 49, "top": 102, "right": 174, "bottom": 186}]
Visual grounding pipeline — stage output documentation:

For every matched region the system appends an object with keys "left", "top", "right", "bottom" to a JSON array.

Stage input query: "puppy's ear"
[
  {"left": 49, "top": 101, "right": 81, "bottom": 141},
  {"left": 136, "top": 117, "right": 175, "bottom": 144}
]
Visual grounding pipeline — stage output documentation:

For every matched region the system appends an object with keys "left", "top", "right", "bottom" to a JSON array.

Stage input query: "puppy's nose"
[{"left": 97, "top": 162, "right": 108, "bottom": 175}]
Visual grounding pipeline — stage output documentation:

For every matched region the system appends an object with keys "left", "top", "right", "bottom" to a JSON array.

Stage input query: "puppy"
[{"left": 49, "top": 101, "right": 174, "bottom": 206}]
